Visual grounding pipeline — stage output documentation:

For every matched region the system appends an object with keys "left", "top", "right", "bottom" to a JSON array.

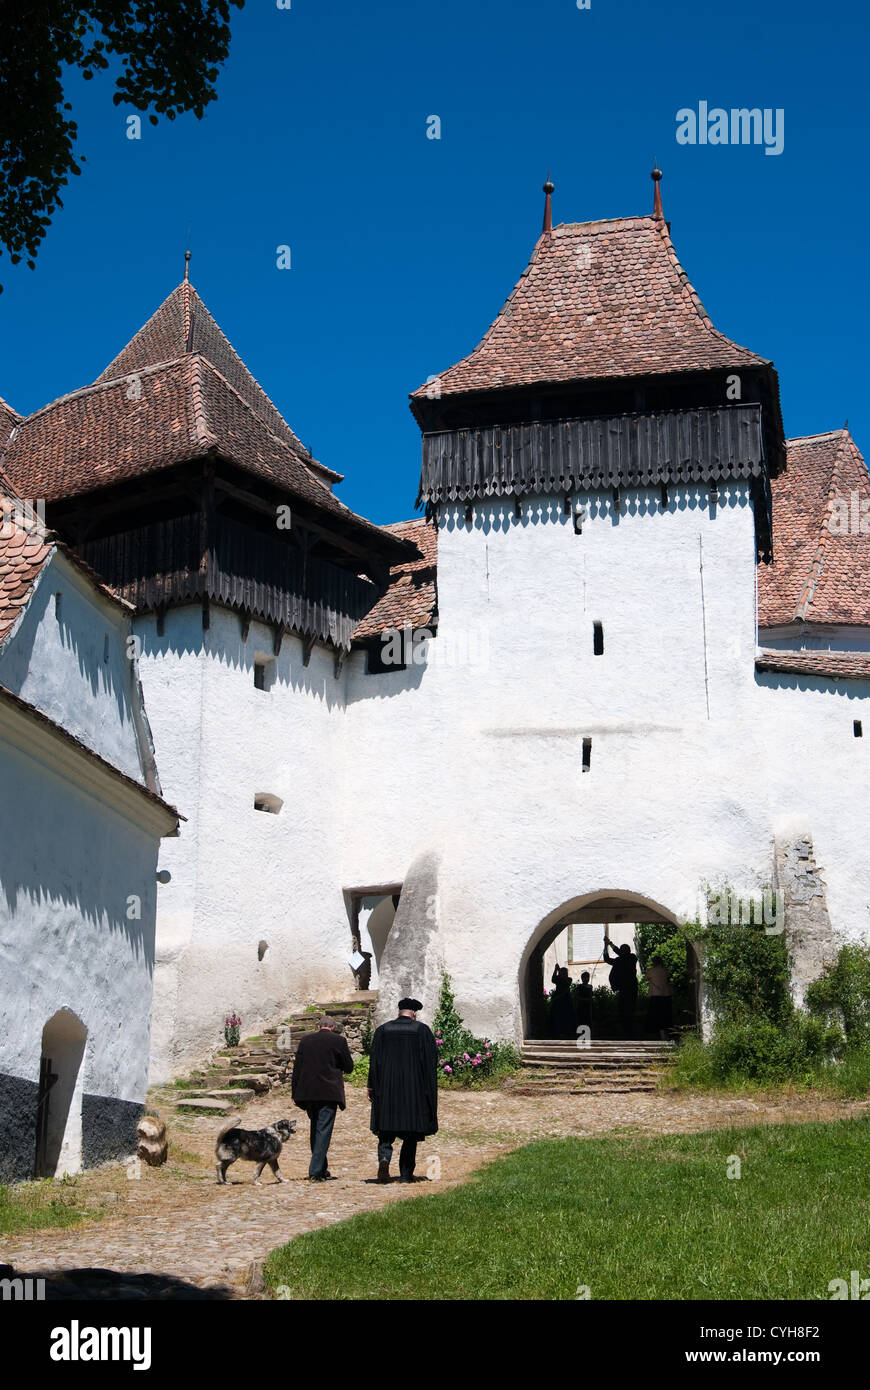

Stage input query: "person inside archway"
[
  {"left": 603, "top": 936, "right": 639, "bottom": 1036},
  {"left": 550, "top": 965, "right": 575, "bottom": 1038},
  {"left": 644, "top": 955, "right": 673, "bottom": 1039},
  {"left": 574, "top": 971, "right": 593, "bottom": 1034}
]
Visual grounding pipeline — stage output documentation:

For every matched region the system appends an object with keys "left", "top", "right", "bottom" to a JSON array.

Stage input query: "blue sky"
[{"left": 1, "top": 0, "right": 868, "bottom": 522}]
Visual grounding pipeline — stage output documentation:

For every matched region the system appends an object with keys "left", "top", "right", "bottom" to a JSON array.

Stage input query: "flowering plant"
[
  {"left": 432, "top": 972, "right": 518, "bottom": 1087},
  {"left": 224, "top": 1010, "right": 242, "bottom": 1047}
]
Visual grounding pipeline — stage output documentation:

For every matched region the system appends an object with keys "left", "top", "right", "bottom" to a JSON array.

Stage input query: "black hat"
[{"left": 398, "top": 997, "right": 423, "bottom": 1012}]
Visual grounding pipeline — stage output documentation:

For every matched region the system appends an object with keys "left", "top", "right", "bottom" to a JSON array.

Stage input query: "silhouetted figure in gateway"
[
  {"left": 550, "top": 965, "right": 576, "bottom": 1038},
  {"left": 574, "top": 971, "right": 594, "bottom": 1032},
  {"left": 603, "top": 937, "right": 639, "bottom": 1036}
]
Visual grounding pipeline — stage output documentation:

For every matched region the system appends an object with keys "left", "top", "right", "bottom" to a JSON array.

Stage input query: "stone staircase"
[
  {"left": 510, "top": 1038, "right": 675, "bottom": 1096},
  {"left": 167, "top": 996, "right": 375, "bottom": 1116}
]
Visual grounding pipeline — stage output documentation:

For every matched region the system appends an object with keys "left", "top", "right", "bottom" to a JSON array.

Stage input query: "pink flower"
[
  {"left": 462, "top": 1053, "right": 470, "bottom": 1061},
  {"left": 444, "top": 1065, "right": 453, "bottom": 1074},
  {"left": 472, "top": 1058, "right": 480, "bottom": 1066}
]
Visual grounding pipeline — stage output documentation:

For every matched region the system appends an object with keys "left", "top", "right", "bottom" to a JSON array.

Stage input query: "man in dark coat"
[
  {"left": 367, "top": 997, "right": 438, "bottom": 1183},
  {"left": 291, "top": 1016, "right": 354, "bottom": 1180}
]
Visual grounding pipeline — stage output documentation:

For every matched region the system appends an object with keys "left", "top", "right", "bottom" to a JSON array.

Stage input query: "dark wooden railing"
[{"left": 80, "top": 514, "right": 378, "bottom": 649}]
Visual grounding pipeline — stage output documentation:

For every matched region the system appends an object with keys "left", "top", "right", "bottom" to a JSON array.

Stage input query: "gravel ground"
[{"left": 2, "top": 1083, "right": 866, "bottom": 1298}]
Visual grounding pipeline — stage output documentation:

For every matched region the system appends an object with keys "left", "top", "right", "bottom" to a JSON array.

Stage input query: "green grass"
[
  {"left": 0, "top": 1179, "right": 98, "bottom": 1236},
  {"left": 264, "top": 1117, "right": 870, "bottom": 1300}
]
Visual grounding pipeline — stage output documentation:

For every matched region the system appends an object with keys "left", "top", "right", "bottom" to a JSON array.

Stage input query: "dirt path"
[{"left": 3, "top": 1085, "right": 866, "bottom": 1297}]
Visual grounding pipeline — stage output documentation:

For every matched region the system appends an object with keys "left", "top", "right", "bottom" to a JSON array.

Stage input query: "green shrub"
[
  {"left": 433, "top": 971, "right": 520, "bottom": 1086},
  {"left": 805, "top": 944, "right": 870, "bottom": 1048},
  {"left": 706, "top": 1015, "right": 842, "bottom": 1085},
  {"left": 347, "top": 1056, "right": 371, "bottom": 1088},
  {"left": 699, "top": 914, "right": 792, "bottom": 1026}
]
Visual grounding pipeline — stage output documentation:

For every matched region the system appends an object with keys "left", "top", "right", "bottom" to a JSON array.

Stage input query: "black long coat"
[
  {"left": 291, "top": 1029, "right": 354, "bottom": 1109},
  {"left": 367, "top": 1017, "right": 439, "bottom": 1137}
]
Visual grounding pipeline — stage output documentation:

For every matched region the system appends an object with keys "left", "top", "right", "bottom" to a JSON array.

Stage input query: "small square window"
[
  {"left": 254, "top": 656, "right": 276, "bottom": 691},
  {"left": 582, "top": 738, "right": 592, "bottom": 773}
]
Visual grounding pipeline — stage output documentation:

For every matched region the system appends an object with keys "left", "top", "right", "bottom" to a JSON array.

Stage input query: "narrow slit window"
[
  {"left": 855, "top": 720, "right": 863, "bottom": 738},
  {"left": 582, "top": 738, "right": 592, "bottom": 773},
  {"left": 54, "top": 591, "right": 62, "bottom": 620},
  {"left": 593, "top": 622, "right": 604, "bottom": 656},
  {"left": 103, "top": 633, "right": 110, "bottom": 663}
]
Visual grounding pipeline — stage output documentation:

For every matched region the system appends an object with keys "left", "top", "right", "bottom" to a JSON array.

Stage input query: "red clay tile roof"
[
  {"left": 758, "top": 429, "right": 870, "bottom": 629},
  {"left": 0, "top": 395, "right": 21, "bottom": 448},
  {"left": 2, "top": 355, "right": 416, "bottom": 562},
  {"left": 0, "top": 489, "right": 52, "bottom": 648},
  {"left": 756, "top": 648, "right": 870, "bottom": 682},
  {"left": 0, "top": 475, "right": 132, "bottom": 650},
  {"left": 97, "top": 281, "right": 342, "bottom": 486},
  {"left": 353, "top": 518, "right": 437, "bottom": 640},
  {"left": 413, "top": 217, "right": 770, "bottom": 398}
]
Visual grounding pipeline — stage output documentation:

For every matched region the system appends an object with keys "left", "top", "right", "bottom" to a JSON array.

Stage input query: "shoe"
[
  {"left": 399, "top": 1173, "right": 416, "bottom": 1183},
  {"left": 376, "top": 1161, "right": 391, "bottom": 1183}
]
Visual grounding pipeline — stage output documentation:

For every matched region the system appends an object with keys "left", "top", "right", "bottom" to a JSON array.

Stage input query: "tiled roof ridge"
[
  {"left": 0, "top": 394, "right": 22, "bottom": 420},
  {"left": 793, "top": 429, "right": 854, "bottom": 621},
  {"left": 22, "top": 354, "right": 194, "bottom": 424},
  {"left": 652, "top": 215, "right": 770, "bottom": 364},
  {"left": 756, "top": 647, "right": 870, "bottom": 683}
]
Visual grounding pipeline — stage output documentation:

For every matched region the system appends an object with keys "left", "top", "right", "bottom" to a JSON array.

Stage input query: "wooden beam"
[
  {"left": 156, "top": 605, "right": 167, "bottom": 637},
  {"left": 201, "top": 595, "right": 210, "bottom": 631},
  {"left": 333, "top": 649, "right": 345, "bottom": 680},
  {"left": 272, "top": 624, "right": 285, "bottom": 656},
  {"left": 302, "top": 634, "right": 316, "bottom": 667},
  {"left": 240, "top": 608, "right": 252, "bottom": 643}
]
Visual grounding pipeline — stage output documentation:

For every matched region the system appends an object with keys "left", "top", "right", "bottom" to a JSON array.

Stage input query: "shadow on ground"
[{"left": 0, "top": 1262, "right": 234, "bottom": 1300}]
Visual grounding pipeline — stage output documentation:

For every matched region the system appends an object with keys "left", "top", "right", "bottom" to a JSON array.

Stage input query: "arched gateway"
[{"left": 520, "top": 891, "right": 700, "bottom": 1041}]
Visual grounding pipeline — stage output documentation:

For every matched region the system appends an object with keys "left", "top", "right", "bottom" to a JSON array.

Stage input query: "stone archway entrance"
[{"left": 520, "top": 891, "right": 699, "bottom": 1041}]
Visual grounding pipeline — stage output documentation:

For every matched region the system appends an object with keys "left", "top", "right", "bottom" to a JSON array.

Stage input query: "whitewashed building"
[
  {"left": 2, "top": 171, "right": 868, "bottom": 1082},
  {"left": 0, "top": 469, "right": 178, "bottom": 1179}
]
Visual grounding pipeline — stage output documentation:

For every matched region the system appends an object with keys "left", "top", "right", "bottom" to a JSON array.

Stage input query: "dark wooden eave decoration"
[{"left": 418, "top": 403, "right": 775, "bottom": 558}]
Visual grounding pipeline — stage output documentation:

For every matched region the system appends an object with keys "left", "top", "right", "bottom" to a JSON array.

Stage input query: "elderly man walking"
[
  {"left": 291, "top": 1015, "right": 354, "bottom": 1181},
  {"left": 367, "top": 996, "right": 438, "bottom": 1183}
]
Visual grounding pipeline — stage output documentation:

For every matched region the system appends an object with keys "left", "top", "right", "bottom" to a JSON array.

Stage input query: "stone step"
[
  {"left": 224, "top": 1073, "right": 274, "bottom": 1091},
  {"left": 185, "top": 1088, "right": 256, "bottom": 1105},
  {"left": 521, "top": 1058, "right": 668, "bottom": 1071},
  {"left": 174, "top": 1097, "right": 234, "bottom": 1115}
]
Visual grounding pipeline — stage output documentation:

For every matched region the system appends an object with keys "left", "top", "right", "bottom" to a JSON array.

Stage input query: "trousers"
[
  {"left": 306, "top": 1103, "right": 338, "bottom": 1178},
  {"left": 377, "top": 1132, "right": 419, "bottom": 1178}
]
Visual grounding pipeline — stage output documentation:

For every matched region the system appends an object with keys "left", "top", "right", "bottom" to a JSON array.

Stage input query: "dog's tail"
[{"left": 214, "top": 1115, "right": 242, "bottom": 1149}]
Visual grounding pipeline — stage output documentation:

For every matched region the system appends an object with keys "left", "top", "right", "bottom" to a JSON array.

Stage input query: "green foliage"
[
  {"left": 347, "top": 1056, "right": 371, "bottom": 1088},
  {"left": 634, "top": 922, "right": 689, "bottom": 996},
  {"left": 0, "top": 1, "right": 244, "bottom": 289},
  {"left": 704, "top": 1015, "right": 842, "bottom": 1085},
  {"left": 699, "top": 914, "right": 792, "bottom": 1026},
  {"left": 433, "top": 971, "right": 520, "bottom": 1086},
  {"left": 805, "top": 944, "right": 870, "bottom": 1048},
  {"left": 263, "top": 1117, "right": 870, "bottom": 1300}
]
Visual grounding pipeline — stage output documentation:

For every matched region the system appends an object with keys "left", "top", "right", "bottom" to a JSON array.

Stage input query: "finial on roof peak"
[
  {"left": 184, "top": 249, "right": 191, "bottom": 283},
  {"left": 542, "top": 171, "right": 555, "bottom": 235},
  {"left": 651, "top": 161, "right": 664, "bottom": 221}
]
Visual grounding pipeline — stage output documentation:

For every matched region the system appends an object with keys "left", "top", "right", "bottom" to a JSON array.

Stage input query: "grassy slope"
[
  {"left": 265, "top": 1117, "right": 870, "bottom": 1300},
  {"left": 0, "top": 1180, "right": 95, "bottom": 1236}
]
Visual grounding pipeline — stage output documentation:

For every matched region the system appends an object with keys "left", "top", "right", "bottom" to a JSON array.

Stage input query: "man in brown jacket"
[{"left": 290, "top": 1016, "right": 354, "bottom": 1181}]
